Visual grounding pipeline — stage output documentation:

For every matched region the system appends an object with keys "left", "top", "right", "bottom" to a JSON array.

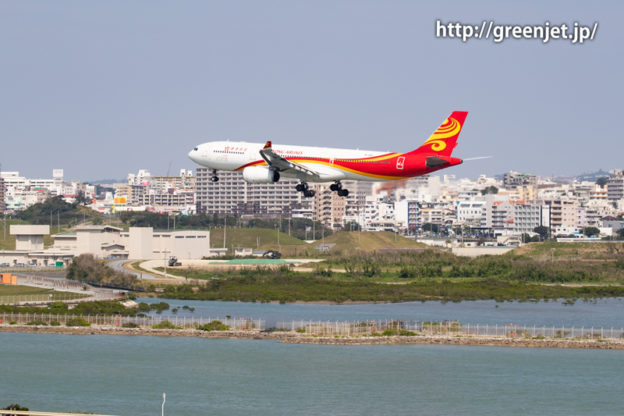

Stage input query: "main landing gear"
[
  {"left": 330, "top": 181, "right": 349, "bottom": 197},
  {"left": 296, "top": 182, "right": 316, "bottom": 198},
  {"left": 210, "top": 169, "right": 219, "bottom": 183}
]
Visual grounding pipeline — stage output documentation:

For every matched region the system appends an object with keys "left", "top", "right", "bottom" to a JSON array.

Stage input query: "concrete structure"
[
  {"left": 395, "top": 199, "right": 421, "bottom": 232},
  {"left": 607, "top": 170, "right": 624, "bottom": 203},
  {"left": 456, "top": 200, "right": 486, "bottom": 226},
  {"left": 0, "top": 225, "right": 73, "bottom": 267},
  {"left": 52, "top": 225, "right": 211, "bottom": 260},
  {"left": 0, "top": 224, "right": 213, "bottom": 266},
  {"left": 10, "top": 225, "right": 50, "bottom": 250},
  {"left": 195, "top": 169, "right": 311, "bottom": 216},
  {"left": 0, "top": 175, "right": 5, "bottom": 213},
  {"left": 540, "top": 198, "right": 578, "bottom": 234},
  {"left": 503, "top": 171, "right": 537, "bottom": 189}
]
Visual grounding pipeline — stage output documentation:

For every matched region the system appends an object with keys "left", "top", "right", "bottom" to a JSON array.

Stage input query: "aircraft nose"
[{"left": 188, "top": 147, "right": 199, "bottom": 163}]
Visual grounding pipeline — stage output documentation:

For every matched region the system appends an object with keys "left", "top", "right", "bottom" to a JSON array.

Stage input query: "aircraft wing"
[{"left": 259, "top": 141, "right": 321, "bottom": 181}]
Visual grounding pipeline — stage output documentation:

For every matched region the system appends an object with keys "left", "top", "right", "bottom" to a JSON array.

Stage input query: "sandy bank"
[{"left": 2, "top": 325, "right": 623, "bottom": 350}]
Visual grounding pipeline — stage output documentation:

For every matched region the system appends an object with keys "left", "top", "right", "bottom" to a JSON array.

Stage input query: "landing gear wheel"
[
  {"left": 303, "top": 190, "right": 316, "bottom": 198},
  {"left": 210, "top": 176, "right": 219, "bottom": 183},
  {"left": 337, "top": 189, "right": 349, "bottom": 197},
  {"left": 296, "top": 182, "right": 309, "bottom": 192},
  {"left": 330, "top": 183, "right": 341, "bottom": 192}
]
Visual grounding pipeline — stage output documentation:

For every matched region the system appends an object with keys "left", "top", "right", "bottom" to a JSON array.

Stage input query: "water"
[
  {"left": 140, "top": 297, "right": 624, "bottom": 328},
  {"left": 1, "top": 333, "right": 623, "bottom": 415}
]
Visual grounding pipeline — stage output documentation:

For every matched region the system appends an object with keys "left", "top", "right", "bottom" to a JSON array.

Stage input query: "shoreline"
[{"left": 2, "top": 325, "right": 623, "bottom": 350}]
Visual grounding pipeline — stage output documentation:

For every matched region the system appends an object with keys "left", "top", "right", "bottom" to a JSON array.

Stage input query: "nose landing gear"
[{"left": 210, "top": 169, "right": 219, "bottom": 183}]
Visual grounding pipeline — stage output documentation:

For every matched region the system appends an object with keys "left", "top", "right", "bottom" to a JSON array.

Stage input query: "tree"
[
  {"left": 344, "top": 221, "right": 361, "bottom": 231},
  {"left": 422, "top": 223, "right": 440, "bottom": 234},
  {"left": 617, "top": 228, "right": 624, "bottom": 240},
  {"left": 533, "top": 225, "right": 549, "bottom": 240},
  {"left": 74, "top": 190, "right": 91, "bottom": 206},
  {"left": 480, "top": 186, "right": 499, "bottom": 195},
  {"left": 596, "top": 177, "right": 609, "bottom": 188},
  {"left": 2, "top": 404, "right": 29, "bottom": 416},
  {"left": 522, "top": 233, "right": 540, "bottom": 243},
  {"left": 582, "top": 227, "right": 600, "bottom": 237}
]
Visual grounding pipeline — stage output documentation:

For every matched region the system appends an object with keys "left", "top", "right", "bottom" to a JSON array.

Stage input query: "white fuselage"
[{"left": 188, "top": 141, "right": 389, "bottom": 182}]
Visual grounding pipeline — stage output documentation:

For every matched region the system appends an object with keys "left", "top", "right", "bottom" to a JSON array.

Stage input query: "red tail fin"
[{"left": 413, "top": 111, "right": 468, "bottom": 156}]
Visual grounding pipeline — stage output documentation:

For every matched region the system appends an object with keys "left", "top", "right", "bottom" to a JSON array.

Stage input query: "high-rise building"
[
  {"left": 195, "top": 169, "right": 310, "bottom": 216},
  {"left": 0, "top": 175, "right": 5, "bottom": 213},
  {"left": 607, "top": 170, "right": 624, "bottom": 203}
]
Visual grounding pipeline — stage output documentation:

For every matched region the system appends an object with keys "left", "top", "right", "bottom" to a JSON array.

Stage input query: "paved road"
[
  {"left": 108, "top": 260, "right": 159, "bottom": 280},
  {"left": 14, "top": 274, "right": 124, "bottom": 302}
]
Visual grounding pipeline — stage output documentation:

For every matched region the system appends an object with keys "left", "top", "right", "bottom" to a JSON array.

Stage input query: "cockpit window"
[{"left": 194, "top": 147, "right": 198, "bottom": 151}]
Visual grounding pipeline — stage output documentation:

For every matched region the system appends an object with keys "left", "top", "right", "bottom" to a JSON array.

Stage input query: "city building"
[
  {"left": 0, "top": 175, "right": 4, "bottom": 213},
  {"left": 195, "top": 169, "right": 310, "bottom": 216},
  {"left": 540, "top": 198, "right": 578, "bottom": 234},
  {"left": 52, "top": 225, "right": 212, "bottom": 260},
  {"left": 503, "top": 171, "right": 537, "bottom": 189},
  {"left": 607, "top": 170, "right": 624, "bottom": 204}
]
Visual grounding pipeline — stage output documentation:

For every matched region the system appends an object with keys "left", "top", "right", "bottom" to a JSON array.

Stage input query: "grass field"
[
  {"left": 209, "top": 227, "right": 307, "bottom": 252},
  {"left": 318, "top": 231, "right": 426, "bottom": 253},
  {"left": 0, "top": 284, "right": 86, "bottom": 301},
  {"left": 509, "top": 241, "right": 624, "bottom": 260}
]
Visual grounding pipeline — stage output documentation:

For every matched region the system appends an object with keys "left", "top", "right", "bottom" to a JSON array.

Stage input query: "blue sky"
[{"left": 0, "top": 1, "right": 621, "bottom": 181}]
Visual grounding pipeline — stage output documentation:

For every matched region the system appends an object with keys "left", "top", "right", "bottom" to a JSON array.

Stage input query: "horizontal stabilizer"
[{"left": 426, "top": 156, "right": 450, "bottom": 168}]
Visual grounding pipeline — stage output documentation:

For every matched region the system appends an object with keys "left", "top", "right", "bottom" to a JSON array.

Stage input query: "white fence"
[
  {"left": 0, "top": 293, "right": 86, "bottom": 305},
  {"left": 273, "top": 319, "right": 624, "bottom": 340},
  {"left": 1, "top": 314, "right": 623, "bottom": 340},
  {"left": 0, "top": 312, "right": 264, "bottom": 331}
]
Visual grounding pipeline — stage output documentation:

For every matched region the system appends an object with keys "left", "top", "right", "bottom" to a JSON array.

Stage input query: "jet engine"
[{"left": 242, "top": 166, "right": 280, "bottom": 183}]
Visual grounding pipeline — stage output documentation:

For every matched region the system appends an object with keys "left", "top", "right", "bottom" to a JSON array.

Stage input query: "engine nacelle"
[{"left": 242, "top": 166, "right": 280, "bottom": 183}]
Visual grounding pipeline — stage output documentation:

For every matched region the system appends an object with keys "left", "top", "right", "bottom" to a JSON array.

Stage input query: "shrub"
[
  {"left": 66, "top": 317, "right": 91, "bottom": 327},
  {"left": 152, "top": 320, "right": 177, "bottom": 329},
  {"left": 198, "top": 320, "right": 230, "bottom": 331},
  {"left": 150, "top": 302, "right": 170, "bottom": 314},
  {"left": 122, "top": 322, "right": 139, "bottom": 328},
  {"left": 26, "top": 320, "right": 48, "bottom": 326},
  {"left": 50, "top": 321, "right": 61, "bottom": 326}
]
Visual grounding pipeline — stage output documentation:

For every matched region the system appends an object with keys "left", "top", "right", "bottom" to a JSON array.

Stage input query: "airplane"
[{"left": 188, "top": 111, "right": 468, "bottom": 198}]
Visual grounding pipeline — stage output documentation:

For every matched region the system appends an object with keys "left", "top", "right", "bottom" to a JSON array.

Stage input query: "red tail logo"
[{"left": 414, "top": 111, "right": 468, "bottom": 156}]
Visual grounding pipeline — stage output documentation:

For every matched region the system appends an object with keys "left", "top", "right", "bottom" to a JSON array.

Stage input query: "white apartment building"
[
  {"left": 394, "top": 199, "right": 421, "bottom": 232},
  {"left": 484, "top": 200, "right": 541, "bottom": 235},
  {"left": 195, "top": 169, "right": 311, "bottom": 217},
  {"left": 456, "top": 200, "right": 487, "bottom": 227},
  {"left": 607, "top": 170, "right": 624, "bottom": 203}
]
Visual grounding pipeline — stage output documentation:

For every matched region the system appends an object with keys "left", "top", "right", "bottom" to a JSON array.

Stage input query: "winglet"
[{"left": 263, "top": 140, "right": 272, "bottom": 149}]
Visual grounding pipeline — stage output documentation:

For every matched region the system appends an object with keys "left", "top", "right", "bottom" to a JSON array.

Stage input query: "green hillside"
[
  {"left": 210, "top": 227, "right": 306, "bottom": 251},
  {"left": 318, "top": 231, "right": 426, "bottom": 253},
  {"left": 0, "top": 218, "right": 28, "bottom": 250}
]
